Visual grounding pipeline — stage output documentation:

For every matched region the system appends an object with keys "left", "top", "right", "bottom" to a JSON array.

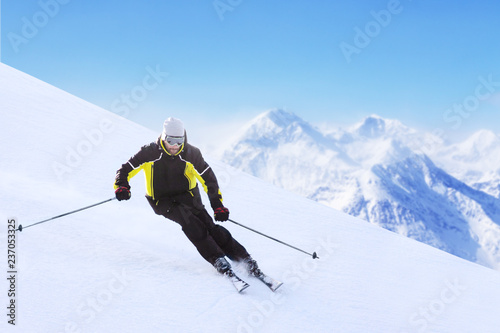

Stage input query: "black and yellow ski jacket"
[{"left": 114, "top": 137, "right": 224, "bottom": 210}]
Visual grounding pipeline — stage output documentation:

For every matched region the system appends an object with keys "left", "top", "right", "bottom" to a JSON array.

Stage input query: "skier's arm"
[
  {"left": 114, "top": 163, "right": 143, "bottom": 189},
  {"left": 114, "top": 143, "right": 155, "bottom": 190},
  {"left": 190, "top": 147, "right": 224, "bottom": 210}
]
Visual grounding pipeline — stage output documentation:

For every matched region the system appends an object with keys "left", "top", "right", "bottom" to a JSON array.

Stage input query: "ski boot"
[
  {"left": 214, "top": 257, "right": 249, "bottom": 292},
  {"left": 243, "top": 256, "right": 263, "bottom": 278}
]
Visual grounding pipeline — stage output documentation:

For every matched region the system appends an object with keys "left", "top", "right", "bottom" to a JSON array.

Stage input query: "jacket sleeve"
[
  {"left": 114, "top": 143, "right": 156, "bottom": 190},
  {"left": 190, "top": 146, "right": 224, "bottom": 210}
]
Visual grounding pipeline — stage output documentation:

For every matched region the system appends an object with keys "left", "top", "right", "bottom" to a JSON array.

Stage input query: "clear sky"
[{"left": 2, "top": 0, "right": 500, "bottom": 145}]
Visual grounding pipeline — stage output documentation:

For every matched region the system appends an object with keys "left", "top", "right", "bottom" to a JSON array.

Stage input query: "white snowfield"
[{"left": 1, "top": 63, "right": 499, "bottom": 332}]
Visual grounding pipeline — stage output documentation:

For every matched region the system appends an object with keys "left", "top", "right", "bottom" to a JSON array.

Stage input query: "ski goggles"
[{"left": 165, "top": 136, "right": 184, "bottom": 146}]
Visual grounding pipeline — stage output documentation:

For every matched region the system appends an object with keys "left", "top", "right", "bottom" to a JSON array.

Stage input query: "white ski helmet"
[{"left": 161, "top": 117, "right": 184, "bottom": 140}]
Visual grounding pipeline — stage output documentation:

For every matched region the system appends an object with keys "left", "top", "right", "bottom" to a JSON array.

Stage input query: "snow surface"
[{"left": 2, "top": 63, "right": 500, "bottom": 332}]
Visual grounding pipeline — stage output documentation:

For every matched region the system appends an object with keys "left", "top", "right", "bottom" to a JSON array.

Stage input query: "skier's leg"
[
  {"left": 197, "top": 209, "right": 251, "bottom": 262},
  {"left": 195, "top": 209, "right": 264, "bottom": 276},
  {"left": 153, "top": 201, "right": 225, "bottom": 265}
]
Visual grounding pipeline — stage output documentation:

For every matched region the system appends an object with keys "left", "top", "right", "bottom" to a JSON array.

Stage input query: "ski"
[
  {"left": 226, "top": 270, "right": 250, "bottom": 293},
  {"left": 254, "top": 272, "right": 283, "bottom": 292}
]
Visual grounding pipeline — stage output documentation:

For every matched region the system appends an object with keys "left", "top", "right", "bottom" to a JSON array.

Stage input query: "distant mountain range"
[{"left": 220, "top": 109, "right": 500, "bottom": 270}]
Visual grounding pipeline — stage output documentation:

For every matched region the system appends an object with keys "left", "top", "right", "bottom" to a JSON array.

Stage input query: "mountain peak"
[
  {"left": 257, "top": 108, "right": 304, "bottom": 128},
  {"left": 238, "top": 108, "right": 322, "bottom": 145},
  {"left": 355, "top": 115, "right": 387, "bottom": 138},
  {"left": 351, "top": 114, "right": 412, "bottom": 139},
  {"left": 466, "top": 129, "right": 499, "bottom": 147},
  {"left": 447, "top": 129, "right": 500, "bottom": 165}
]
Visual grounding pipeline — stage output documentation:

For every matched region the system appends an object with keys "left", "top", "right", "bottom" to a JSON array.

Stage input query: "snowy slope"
[
  {"left": 220, "top": 110, "right": 500, "bottom": 270},
  {"left": 2, "top": 63, "right": 500, "bottom": 333}
]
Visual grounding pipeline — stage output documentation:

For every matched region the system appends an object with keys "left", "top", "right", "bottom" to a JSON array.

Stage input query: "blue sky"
[{"left": 2, "top": 0, "right": 500, "bottom": 144}]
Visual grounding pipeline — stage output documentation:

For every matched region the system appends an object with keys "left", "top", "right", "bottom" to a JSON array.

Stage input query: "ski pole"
[
  {"left": 227, "top": 218, "right": 318, "bottom": 259},
  {"left": 17, "top": 197, "right": 116, "bottom": 232}
]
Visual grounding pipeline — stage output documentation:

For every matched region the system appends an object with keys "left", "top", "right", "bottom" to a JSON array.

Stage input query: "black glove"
[
  {"left": 115, "top": 186, "right": 131, "bottom": 201},
  {"left": 214, "top": 207, "right": 229, "bottom": 222}
]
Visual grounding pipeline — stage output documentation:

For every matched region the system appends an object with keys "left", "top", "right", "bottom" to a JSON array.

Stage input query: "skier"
[{"left": 114, "top": 117, "right": 262, "bottom": 281}]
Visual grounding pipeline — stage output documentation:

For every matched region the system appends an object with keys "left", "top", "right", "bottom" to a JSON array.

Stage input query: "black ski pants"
[{"left": 147, "top": 194, "right": 249, "bottom": 265}]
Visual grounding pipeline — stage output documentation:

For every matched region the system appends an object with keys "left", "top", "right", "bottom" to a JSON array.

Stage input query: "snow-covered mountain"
[
  {"left": 430, "top": 129, "right": 500, "bottom": 198},
  {"left": 3, "top": 63, "right": 500, "bottom": 332},
  {"left": 221, "top": 109, "right": 500, "bottom": 270}
]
